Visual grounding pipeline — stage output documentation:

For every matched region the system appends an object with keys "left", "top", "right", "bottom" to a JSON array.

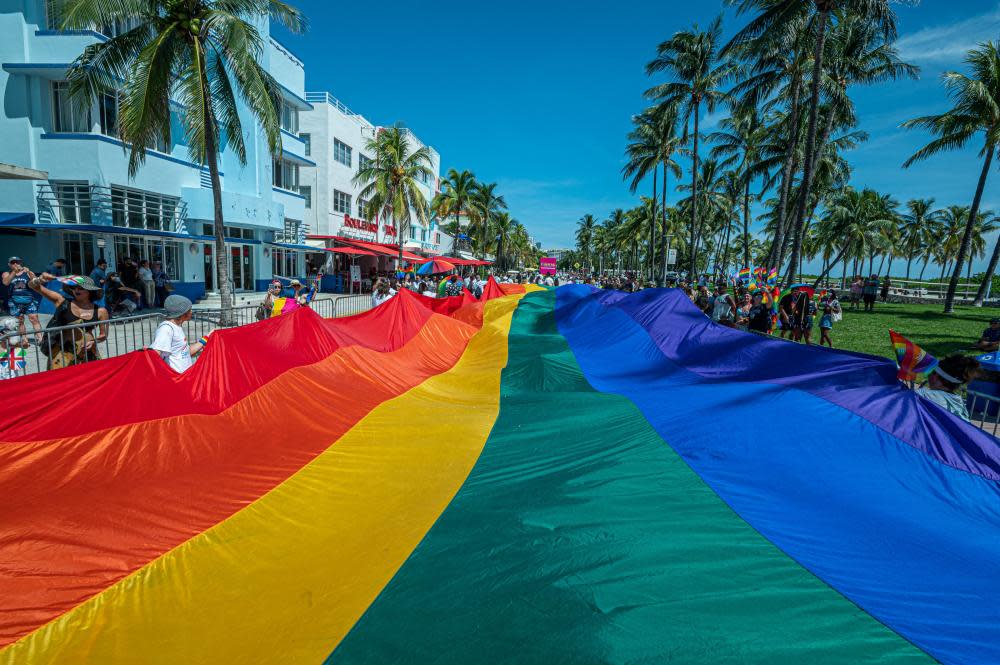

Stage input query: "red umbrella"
[{"left": 416, "top": 259, "right": 456, "bottom": 275}]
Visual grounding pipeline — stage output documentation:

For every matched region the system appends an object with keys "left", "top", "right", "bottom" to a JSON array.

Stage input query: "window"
[
  {"left": 51, "top": 82, "right": 90, "bottom": 133},
  {"left": 98, "top": 18, "right": 142, "bottom": 38},
  {"left": 357, "top": 199, "right": 368, "bottom": 219},
  {"left": 272, "top": 158, "right": 299, "bottom": 191},
  {"left": 113, "top": 236, "right": 181, "bottom": 279},
  {"left": 275, "top": 219, "right": 301, "bottom": 244},
  {"left": 410, "top": 227, "right": 417, "bottom": 241},
  {"left": 271, "top": 249, "right": 298, "bottom": 278},
  {"left": 62, "top": 232, "right": 96, "bottom": 275},
  {"left": 300, "top": 185, "right": 311, "bottom": 209},
  {"left": 202, "top": 224, "right": 254, "bottom": 240},
  {"left": 333, "top": 189, "right": 351, "bottom": 214},
  {"left": 110, "top": 185, "right": 180, "bottom": 231},
  {"left": 301, "top": 133, "right": 311, "bottom": 157},
  {"left": 359, "top": 153, "right": 372, "bottom": 173},
  {"left": 280, "top": 100, "right": 298, "bottom": 134},
  {"left": 49, "top": 181, "right": 91, "bottom": 224},
  {"left": 99, "top": 92, "right": 169, "bottom": 151},
  {"left": 333, "top": 139, "right": 352, "bottom": 167},
  {"left": 99, "top": 92, "right": 118, "bottom": 137},
  {"left": 45, "top": 0, "right": 64, "bottom": 29}
]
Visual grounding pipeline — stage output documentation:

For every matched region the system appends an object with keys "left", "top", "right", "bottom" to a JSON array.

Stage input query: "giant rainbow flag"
[{"left": 1, "top": 282, "right": 998, "bottom": 664}]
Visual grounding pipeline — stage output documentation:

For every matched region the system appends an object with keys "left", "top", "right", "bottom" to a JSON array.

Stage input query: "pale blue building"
[{"left": 0, "top": 1, "right": 315, "bottom": 305}]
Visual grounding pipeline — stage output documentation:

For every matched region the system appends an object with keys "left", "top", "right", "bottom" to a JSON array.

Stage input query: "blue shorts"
[{"left": 7, "top": 299, "right": 37, "bottom": 317}]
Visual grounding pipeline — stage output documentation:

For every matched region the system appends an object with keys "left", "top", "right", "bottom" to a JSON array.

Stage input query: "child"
[{"left": 819, "top": 300, "right": 834, "bottom": 347}]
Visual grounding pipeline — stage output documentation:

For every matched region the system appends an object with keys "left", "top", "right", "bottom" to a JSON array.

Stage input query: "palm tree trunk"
[
  {"left": 919, "top": 257, "right": 929, "bottom": 281},
  {"left": 768, "top": 71, "right": 802, "bottom": 270},
  {"left": 649, "top": 168, "right": 658, "bottom": 280},
  {"left": 785, "top": 7, "right": 830, "bottom": 285},
  {"left": 877, "top": 254, "right": 886, "bottom": 275},
  {"left": 689, "top": 99, "right": 701, "bottom": 278},
  {"left": 812, "top": 243, "right": 849, "bottom": 289},
  {"left": 198, "top": 45, "right": 233, "bottom": 325},
  {"left": 841, "top": 255, "right": 848, "bottom": 290},
  {"left": 946, "top": 144, "right": 995, "bottom": 313},
  {"left": 742, "top": 178, "right": 751, "bottom": 271},
  {"left": 905, "top": 257, "right": 912, "bottom": 281},
  {"left": 660, "top": 161, "right": 668, "bottom": 285},
  {"left": 974, "top": 233, "right": 1000, "bottom": 306}
]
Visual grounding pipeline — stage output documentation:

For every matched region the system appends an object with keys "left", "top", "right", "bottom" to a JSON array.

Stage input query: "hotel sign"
[{"left": 342, "top": 214, "right": 397, "bottom": 240}]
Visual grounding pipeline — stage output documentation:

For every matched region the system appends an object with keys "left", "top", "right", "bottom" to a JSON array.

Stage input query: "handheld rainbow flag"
[
  {"left": 270, "top": 296, "right": 301, "bottom": 318},
  {"left": 889, "top": 329, "right": 938, "bottom": 381},
  {"left": 766, "top": 267, "right": 778, "bottom": 286}
]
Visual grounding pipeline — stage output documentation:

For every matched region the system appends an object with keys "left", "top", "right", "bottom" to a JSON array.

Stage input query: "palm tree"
[
  {"left": 491, "top": 212, "right": 517, "bottom": 272},
  {"left": 63, "top": 0, "right": 305, "bottom": 324},
  {"left": 623, "top": 107, "right": 681, "bottom": 279},
  {"left": 355, "top": 127, "right": 434, "bottom": 267},
  {"left": 433, "top": 169, "right": 477, "bottom": 254},
  {"left": 647, "top": 15, "right": 735, "bottom": 278},
  {"left": 935, "top": 206, "right": 969, "bottom": 284},
  {"left": 904, "top": 42, "right": 1000, "bottom": 312},
  {"left": 812, "top": 186, "right": 896, "bottom": 287},
  {"left": 709, "top": 106, "right": 769, "bottom": 270},
  {"left": 729, "top": 1, "right": 899, "bottom": 282},
  {"left": 575, "top": 214, "right": 597, "bottom": 272},
  {"left": 469, "top": 182, "right": 507, "bottom": 260},
  {"left": 897, "top": 199, "right": 940, "bottom": 280}
]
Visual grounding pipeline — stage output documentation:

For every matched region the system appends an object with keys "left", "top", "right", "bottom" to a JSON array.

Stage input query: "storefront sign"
[{"left": 342, "top": 214, "right": 397, "bottom": 240}]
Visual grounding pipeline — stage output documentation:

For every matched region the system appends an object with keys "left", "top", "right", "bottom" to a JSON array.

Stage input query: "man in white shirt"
[{"left": 150, "top": 295, "right": 208, "bottom": 373}]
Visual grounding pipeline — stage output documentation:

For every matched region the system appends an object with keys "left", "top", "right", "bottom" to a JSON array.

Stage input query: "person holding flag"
[{"left": 890, "top": 330, "right": 978, "bottom": 422}]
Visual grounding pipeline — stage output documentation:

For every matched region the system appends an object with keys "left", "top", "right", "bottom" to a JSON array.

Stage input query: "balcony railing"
[{"left": 35, "top": 183, "right": 189, "bottom": 233}]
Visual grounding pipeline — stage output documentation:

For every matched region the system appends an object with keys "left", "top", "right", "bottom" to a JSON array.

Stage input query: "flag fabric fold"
[{"left": 0, "top": 283, "right": 994, "bottom": 665}]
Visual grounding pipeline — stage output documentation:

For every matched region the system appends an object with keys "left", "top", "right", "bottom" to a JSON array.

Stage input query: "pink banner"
[{"left": 540, "top": 257, "right": 557, "bottom": 275}]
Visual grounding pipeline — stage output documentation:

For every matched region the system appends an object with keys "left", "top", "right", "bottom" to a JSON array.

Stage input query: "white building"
[{"left": 300, "top": 93, "right": 444, "bottom": 257}]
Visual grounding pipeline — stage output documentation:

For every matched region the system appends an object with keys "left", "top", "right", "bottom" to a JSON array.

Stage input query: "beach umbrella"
[{"left": 416, "top": 259, "right": 456, "bottom": 275}]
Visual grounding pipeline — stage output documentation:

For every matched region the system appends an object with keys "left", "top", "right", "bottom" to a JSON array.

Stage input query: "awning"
[
  {"left": 2, "top": 63, "right": 71, "bottom": 80},
  {"left": 337, "top": 238, "right": 425, "bottom": 262},
  {"left": 277, "top": 82, "right": 313, "bottom": 110},
  {"left": 0, "top": 163, "right": 47, "bottom": 180},
  {"left": 0, "top": 221, "right": 260, "bottom": 244},
  {"left": 326, "top": 246, "right": 376, "bottom": 256},
  {"left": 280, "top": 147, "right": 316, "bottom": 167},
  {"left": 267, "top": 242, "right": 317, "bottom": 252},
  {"left": 0, "top": 212, "right": 36, "bottom": 227}
]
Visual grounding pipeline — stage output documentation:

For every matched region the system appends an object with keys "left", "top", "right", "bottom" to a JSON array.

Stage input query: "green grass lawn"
[{"left": 829, "top": 301, "right": 998, "bottom": 360}]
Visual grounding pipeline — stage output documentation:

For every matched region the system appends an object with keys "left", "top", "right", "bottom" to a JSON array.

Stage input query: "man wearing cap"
[
  {"left": 974, "top": 318, "right": 1000, "bottom": 351},
  {"left": 151, "top": 295, "right": 209, "bottom": 373},
  {"left": 3, "top": 256, "right": 42, "bottom": 343},
  {"left": 289, "top": 279, "right": 310, "bottom": 306}
]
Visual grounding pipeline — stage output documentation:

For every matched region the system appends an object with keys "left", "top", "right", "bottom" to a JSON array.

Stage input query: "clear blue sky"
[{"left": 277, "top": 0, "right": 1000, "bottom": 270}]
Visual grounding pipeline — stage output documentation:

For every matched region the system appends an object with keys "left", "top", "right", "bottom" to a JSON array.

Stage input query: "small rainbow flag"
[
  {"left": 766, "top": 268, "right": 778, "bottom": 286},
  {"left": 738, "top": 267, "right": 751, "bottom": 284},
  {"left": 889, "top": 329, "right": 938, "bottom": 381}
]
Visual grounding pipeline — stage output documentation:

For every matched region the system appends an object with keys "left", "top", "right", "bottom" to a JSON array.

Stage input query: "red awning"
[
  {"left": 326, "top": 246, "right": 377, "bottom": 256},
  {"left": 339, "top": 238, "right": 425, "bottom": 262}
]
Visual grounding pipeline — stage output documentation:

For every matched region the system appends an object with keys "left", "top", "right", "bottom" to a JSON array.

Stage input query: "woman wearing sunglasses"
[{"left": 30, "top": 273, "right": 109, "bottom": 370}]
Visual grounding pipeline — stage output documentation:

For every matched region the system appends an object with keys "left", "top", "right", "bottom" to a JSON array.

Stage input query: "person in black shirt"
[
  {"left": 778, "top": 288, "right": 797, "bottom": 338},
  {"left": 974, "top": 318, "right": 1000, "bottom": 351},
  {"left": 747, "top": 292, "right": 772, "bottom": 334}
]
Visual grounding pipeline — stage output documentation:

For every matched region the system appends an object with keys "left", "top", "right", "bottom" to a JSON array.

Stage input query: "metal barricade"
[
  {"left": 0, "top": 296, "right": 369, "bottom": 380},
  {"left": 967, "top": 390, "right": 1000, "bottom": 437}
]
